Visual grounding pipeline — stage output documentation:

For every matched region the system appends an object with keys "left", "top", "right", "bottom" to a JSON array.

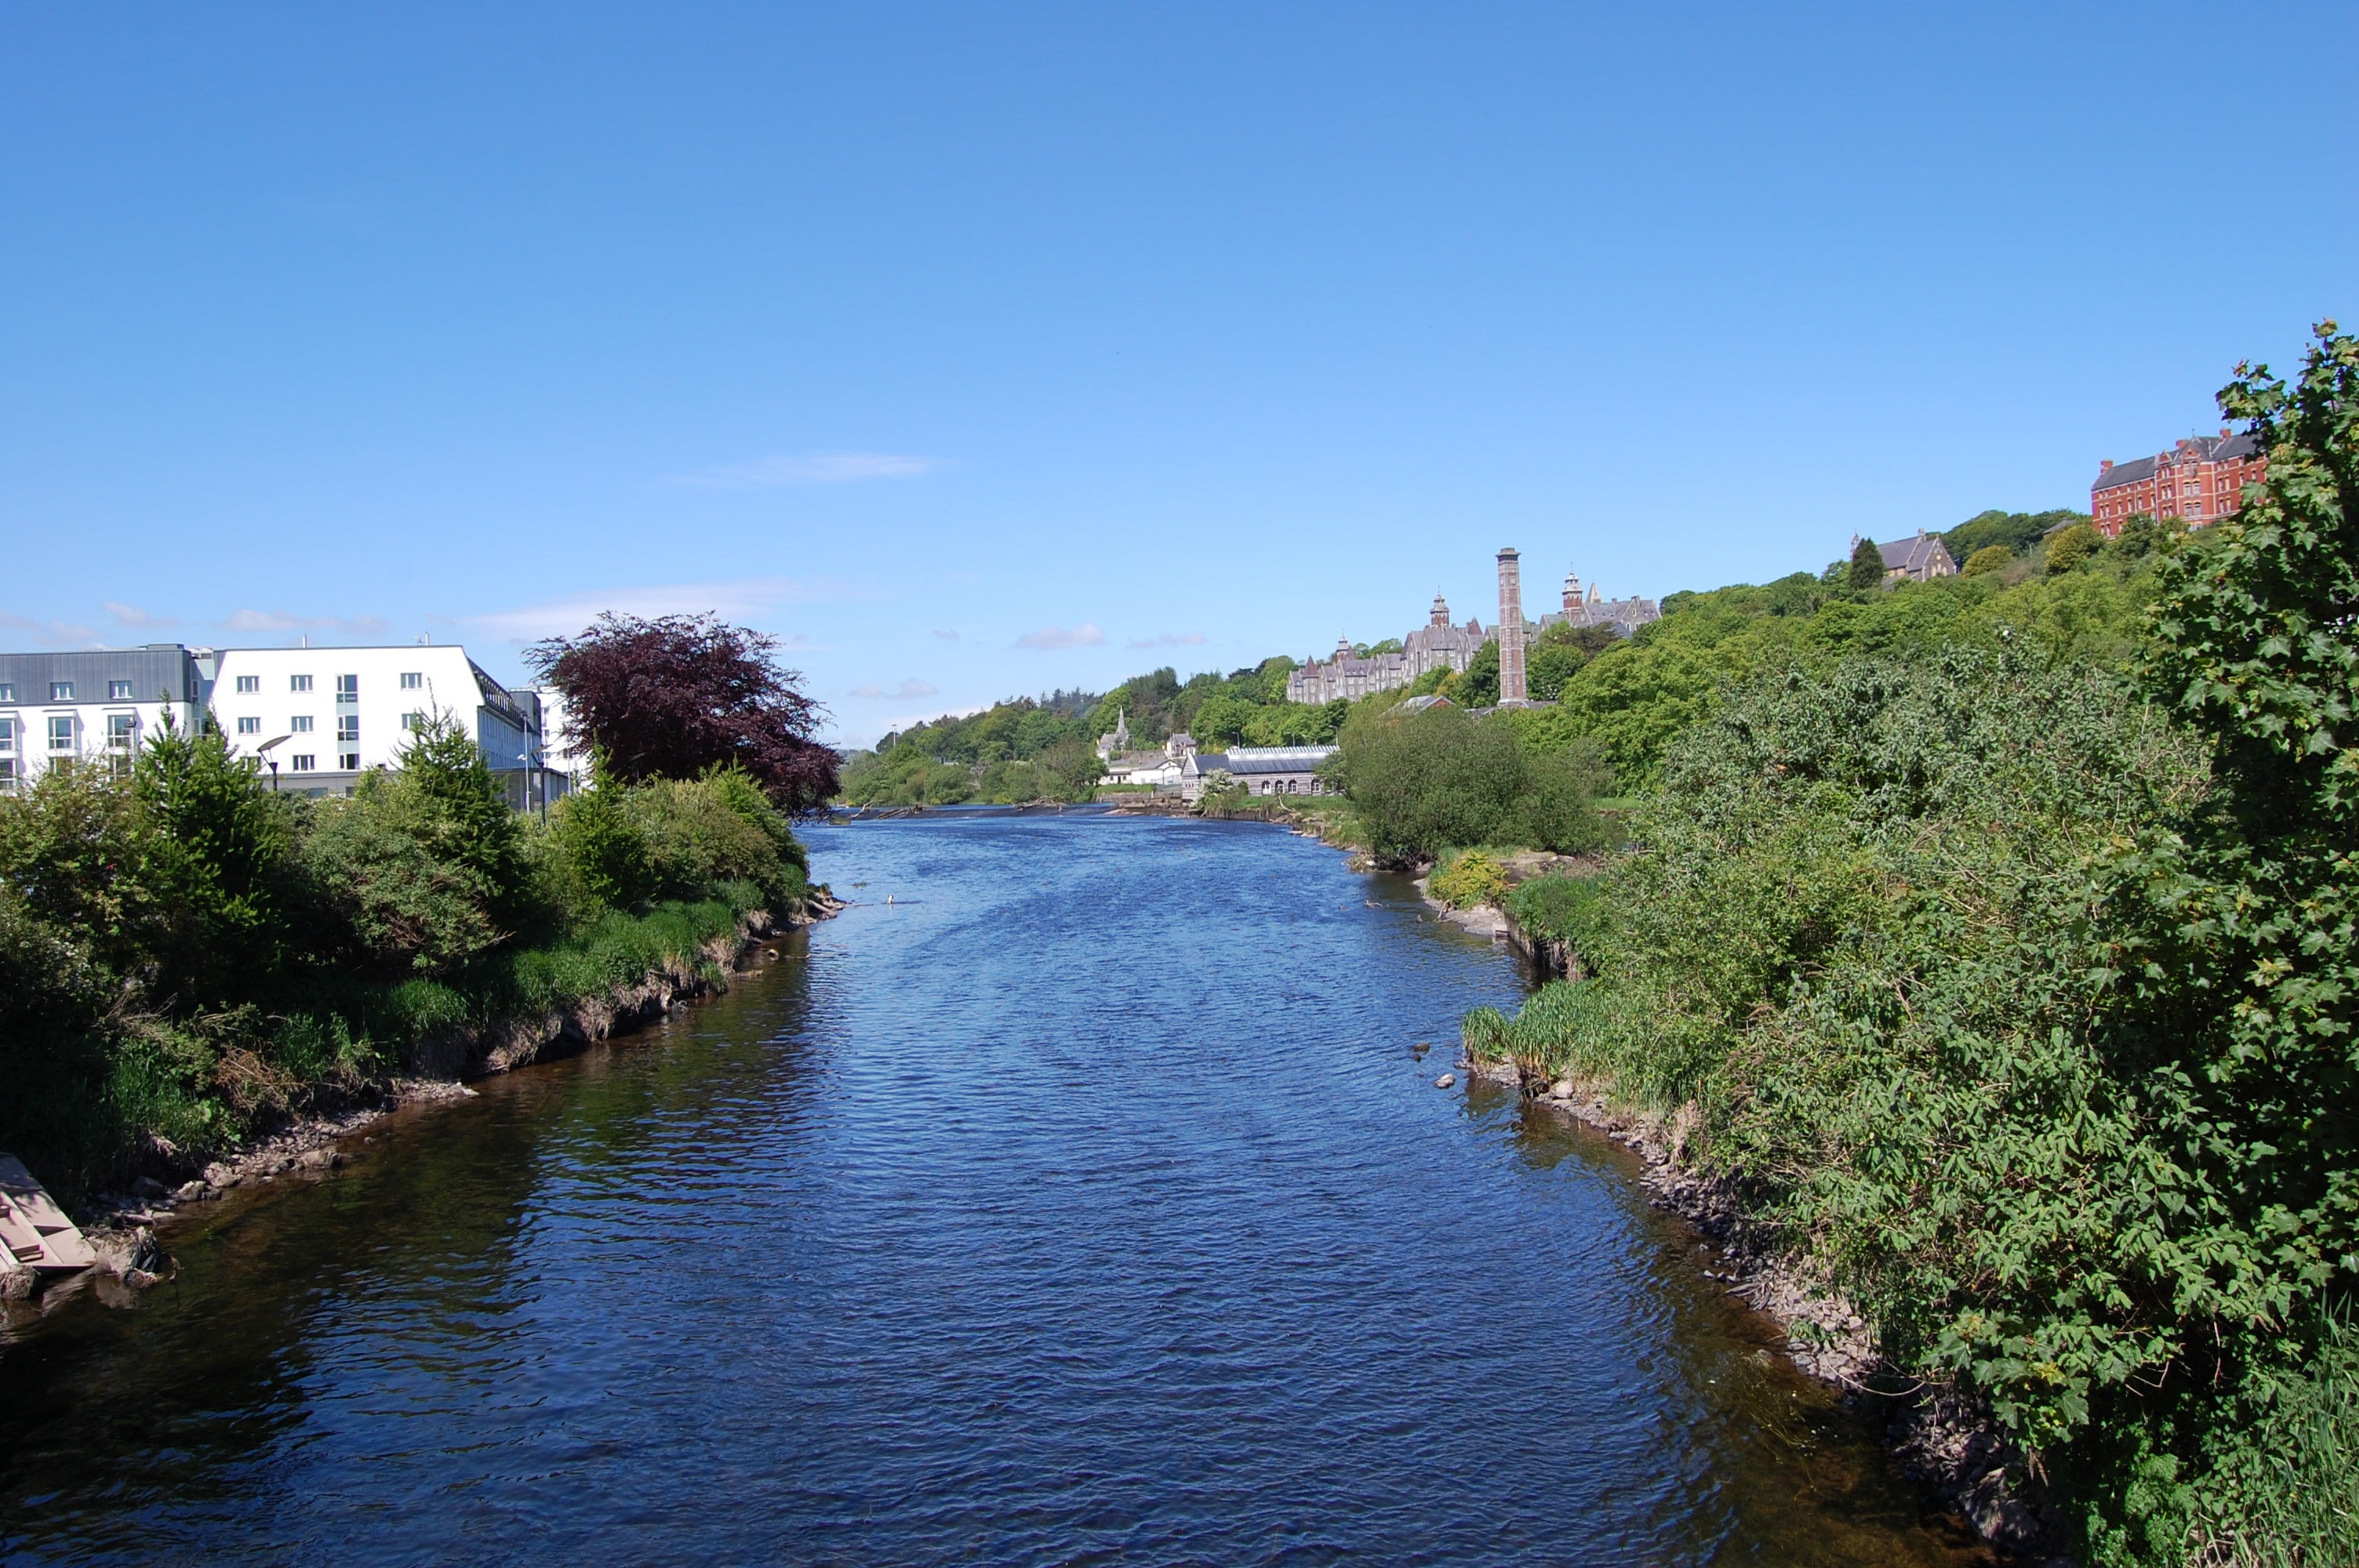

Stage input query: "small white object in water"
[{"left": 1434, "top": 1073, "right": 1456, "bottom": 1089}]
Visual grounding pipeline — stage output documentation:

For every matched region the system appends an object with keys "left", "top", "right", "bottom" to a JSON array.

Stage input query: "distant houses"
[
  {"left": 1857, "top": 530, "right": 1959, "bottom": 585},
  {"left": 0, "top": 641, "right": 568, "bottom": 809}
]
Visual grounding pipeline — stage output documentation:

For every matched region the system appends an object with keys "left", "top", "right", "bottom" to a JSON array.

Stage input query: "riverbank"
[
  {"left": 1463, "top": 1050, "right": 2054, "bottom": 1555},
  {"left": 1183, "top": 803, "right": 2052, "bottom": 1555},
  {"left": 55, "top": 892, "right": 845, "bottom": 1302}
]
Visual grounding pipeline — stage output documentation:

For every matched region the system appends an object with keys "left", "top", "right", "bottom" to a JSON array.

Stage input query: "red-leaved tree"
[{"left": 529, "top": 613, "right": 839, "bottom": 811}]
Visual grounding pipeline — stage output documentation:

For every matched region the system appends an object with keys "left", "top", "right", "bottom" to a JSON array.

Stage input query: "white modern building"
[
  {"left": 536, "top": 686, "right": 591, "bottom": 791},
  {"left": 0, "top": 646, "right": 209, "bottom": 786},
  {"left": 209, "top": 644, "right": 562, "bottom": 809}
]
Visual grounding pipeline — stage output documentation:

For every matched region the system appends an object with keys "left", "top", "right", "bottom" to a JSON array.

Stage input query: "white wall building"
[
  {"left": 209, "top": 644, "right": 561, "bottom": 808},
  {"left": 0, "top": 646, "right": 209, "bottom": 786},
  {"left": 536, "top": 686, "right": 591, "bottom": 791}
]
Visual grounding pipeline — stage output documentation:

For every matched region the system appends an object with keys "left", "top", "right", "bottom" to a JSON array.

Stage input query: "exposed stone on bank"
[{"left": 1463, "top": 1053, "right": 2059, "bottom": 1558}]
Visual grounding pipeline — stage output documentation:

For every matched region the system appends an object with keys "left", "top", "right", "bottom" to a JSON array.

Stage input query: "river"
[{"left": 0, "top": 812, "right": 1984, "bottom": 1565}]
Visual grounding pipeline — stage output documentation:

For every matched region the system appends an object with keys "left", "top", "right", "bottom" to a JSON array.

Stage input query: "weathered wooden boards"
[{"left": 0, "top": 1153, "right": 96, "bottom": 1275}]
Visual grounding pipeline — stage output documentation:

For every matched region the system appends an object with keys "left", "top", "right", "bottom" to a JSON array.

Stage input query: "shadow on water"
[{"left": 1, "top": 818, "right": 1993, "bottom": 1566}]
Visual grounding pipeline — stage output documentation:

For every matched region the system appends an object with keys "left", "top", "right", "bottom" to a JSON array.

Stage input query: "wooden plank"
[{"left": 0, "top": 1154, "right": 97, "bottom": 1272}]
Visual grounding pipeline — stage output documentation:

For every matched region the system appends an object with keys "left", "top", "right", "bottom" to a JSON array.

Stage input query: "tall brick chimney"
[{"left": 1496, "top": 548, "right": 1526, "bottom": 705}]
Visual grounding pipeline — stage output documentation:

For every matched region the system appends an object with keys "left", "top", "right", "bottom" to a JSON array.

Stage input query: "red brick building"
[{"left": 2090, "top": 427, "right": 2266, "bottom": 537}]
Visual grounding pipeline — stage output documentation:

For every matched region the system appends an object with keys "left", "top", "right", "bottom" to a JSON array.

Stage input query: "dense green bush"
[
  {"left": 0, "top": 708, "right": 819, "bottom": 1203},
  {"left": 1329, "top": 700, "right": 1612, "bottom": 862},
  {"left": 1428, "top": 849, "right": 1508, "bottom": 909},
  {"left": 1464, "top": 326, "right": 2359, "bottom": 1564}
]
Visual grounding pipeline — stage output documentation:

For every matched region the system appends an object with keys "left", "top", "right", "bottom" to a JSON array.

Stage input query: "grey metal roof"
[{"left": 0, "top": 645, "right": 203, "bottom": 706}]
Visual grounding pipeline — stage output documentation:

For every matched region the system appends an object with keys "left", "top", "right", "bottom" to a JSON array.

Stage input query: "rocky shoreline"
[
  {"left": 1460, "top": 1027, "right": 2061, "bottom": 1559},
  {"left": 51, "top": 894, "right": 845, "bottom": 1308},
  {"left": 1305, "top": 821, "right": 2063, "bottom": 1560}
]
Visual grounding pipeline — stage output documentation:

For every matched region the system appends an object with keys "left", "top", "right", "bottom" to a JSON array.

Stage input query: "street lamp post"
[{"left": 256, "top": 733, "right": 292, "bottom": 792}]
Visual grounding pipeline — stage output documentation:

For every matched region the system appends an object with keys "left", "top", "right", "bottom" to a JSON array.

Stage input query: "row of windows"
[
  {"left": 231, "top": 713, "right": 423, "bottom": 737},
  {"left": 230, "top": 672, "right": 424, "bottom": 695},
  {"left": 4, "top": 672, "right": 438, "bottom": 705},
  {"left": 0, "top": 681, "right": 147, "bottom": 702}
]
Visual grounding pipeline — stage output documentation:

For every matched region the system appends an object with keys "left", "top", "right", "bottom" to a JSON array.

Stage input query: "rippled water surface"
[{"left": 1, "top": 813, "right": 1986, "bottom": 1566}]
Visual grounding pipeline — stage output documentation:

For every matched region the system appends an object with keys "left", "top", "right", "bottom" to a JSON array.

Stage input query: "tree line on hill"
[{"left": 1, "top": 614, "right": 836, "bottom": 1205}]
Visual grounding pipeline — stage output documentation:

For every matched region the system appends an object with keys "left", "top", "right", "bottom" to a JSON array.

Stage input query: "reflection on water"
[{"left": 0, "top": 813, "right": 1987, "bottom": 1566}]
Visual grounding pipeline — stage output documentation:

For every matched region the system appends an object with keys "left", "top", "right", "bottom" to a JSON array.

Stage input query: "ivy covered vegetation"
[
  {"left": 1467, "top": 324, "right": 2359, "bottom": 1564},
  {"left": 0, "top": 710, "right": 821, "bottom": 1208}
]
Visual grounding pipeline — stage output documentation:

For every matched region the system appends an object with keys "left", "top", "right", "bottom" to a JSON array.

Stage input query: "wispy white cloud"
[
  {"left": 464, "top": 576, "right": 844, "bottom": 641},
  {"left": 932, "top": 628, "right": 959, "bottom": 641},
  {"left": 106, "top": 601, "right": 178, "bottom": 630},
  {"left": 0, "top": 612, "right": 99, "bottom": 647},
  {"left": 222, "top": 608, "right": 391, "bottom": 637},
  {"left": 1127, "top": 631, "right": 1207, "bottom": 650},
  {"left": 666, "top": 451, "right": 941, "bottom": 490},
  {"left": 1013, "top": 622, "right": 1104, "bottom": 651},
  {"left": 850, "top": 679, "right": 940, "bottom": 700}
]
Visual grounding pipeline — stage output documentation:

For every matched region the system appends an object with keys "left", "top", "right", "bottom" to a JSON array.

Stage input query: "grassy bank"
[{"left": 1, "top": 711, "right": 825, "bottom": 1207}]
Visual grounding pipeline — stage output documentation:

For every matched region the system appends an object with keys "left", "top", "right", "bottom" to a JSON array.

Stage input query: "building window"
[
  {"left": 290, "top": 674, "right": 313, "bottom": 693},
  {"left": 340, "top": 753, "right": 360, "bottom": 771},
  {"left": 236, "top": 674, "right": 260, "bottom": 694},
  {"left": 291, "top": 715, "right": 314, "bottom": 732},
  {"left": 0, "top": 718, "right": 15, "bottom": 782},
  {"left": 290, "top": 754, "right": 316, "bottom": 772},
  {"left": 49, "top": 716, "right": 75, "bottom": 752},
  {"left": 336, "top": 674, "right": 358, "bottom": 701},
  {"left": 109, "top": 681, "right": 134, "bottom": 700},
  {"left": 336, "top": 715, "right": 359, "bottom": 743},
  {"left": 238, "top": 716, "right": 262, "bottom": 735},
  {"left": 402, "top": 711, "right": 425, "bottom": 731},
  {"left": 400, "top": 672, "right": 423, "bottom": 690},
  {"left": 50, "top": 682, "right": 73, "bottom": 702},
  {"left": 0, "top": 684, "right": 13, "bottom": 701}
]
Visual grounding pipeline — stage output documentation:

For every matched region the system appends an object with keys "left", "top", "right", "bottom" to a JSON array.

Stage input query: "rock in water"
[
  {"left": 122, "top": 1227, "right": 171, "bottom": 1289},
  {"left": 1434, "top": 1073, "right": 1456, "bottom": 1089}
]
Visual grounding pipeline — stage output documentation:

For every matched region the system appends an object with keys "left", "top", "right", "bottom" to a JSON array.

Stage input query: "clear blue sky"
[{"left": 5, "top": 3, "right": 2351, "bottom": 745}]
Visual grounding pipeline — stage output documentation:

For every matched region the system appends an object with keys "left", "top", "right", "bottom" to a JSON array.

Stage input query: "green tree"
[
  {"left": 1332, "top": 703, "right": 1528, "bottom": 862},
  {"left": 1845, "top": 535, "right": 1887, "bottom": 590},
  {"left": 2075, "top": 321, "right": 2359, "bottom": 1559},
  {"left": 2044, "top": 521, "right": 2101, "bottom": 573},
  {"left": 1458, "top": 639, "right": 1501, "bottom": 707},
  {"left": 133, "top": 711, "right": 300, "bottom": 996},
  {"left": 305, "top": 712, "right": 533, "bottom": 975},
  {"left": 1960, "top": 543, "right": 2012, "bottom": 576}
]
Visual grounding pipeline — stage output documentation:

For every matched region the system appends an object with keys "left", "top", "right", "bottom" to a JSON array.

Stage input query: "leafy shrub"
[
  {"left": 2044, "top": 521, "right": 2101, "bottom": 572},
  {"left": 1429, "top": 849, "right": 1507, "bottom": 909},
  {"left": 1501, "top": 873, "right": 1613, "bottom": 956},
  {"left": 1513, "top": 741, "right": 1614, "bottom": 854},
  {"left": 1961, "top": 543, "right": 2012, "bottom": 576}
]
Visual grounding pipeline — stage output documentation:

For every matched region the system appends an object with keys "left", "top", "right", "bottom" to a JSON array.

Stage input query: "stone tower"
[{"left": 1496, "top": 547, "right": 1527, "bottom": 705}]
